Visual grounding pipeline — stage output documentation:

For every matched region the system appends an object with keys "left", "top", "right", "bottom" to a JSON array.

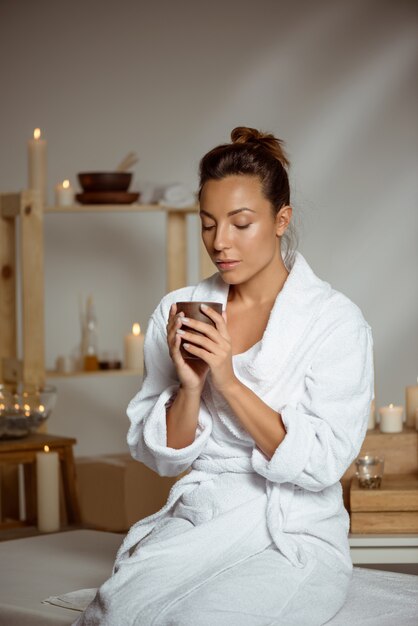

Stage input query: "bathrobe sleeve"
[
  {"left": 126, "top": 305, "right": 213, "bottom": 477},
  {"left": 252, "top": 320, "right": 374, "bottom": 491}
]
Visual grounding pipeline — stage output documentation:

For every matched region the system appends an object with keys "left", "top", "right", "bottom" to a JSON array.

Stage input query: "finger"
[
  {"left": 176, "top": 328, "right": 218, "bottom": 354},
  {"left": 179, "top": 318, "right": 220, "bottom": 345},
  {"left": 170, "top": 332, "right": 186, "bottom": 365},
  {"left": 182, "top": 342, "right": 210, "bottom": 363},
  {"left": 168, "top": 302, "right": 176, "bottom": 320},
  {"left": 167, "top": 307, "right": 184, "bottom": 335},
  {"left": 199, "top": 304, "right": 229, "bottom": 339}
]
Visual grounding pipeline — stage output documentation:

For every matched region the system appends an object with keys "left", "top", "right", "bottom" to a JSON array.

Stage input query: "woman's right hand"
[{"left": 166, "top": 303, "right": 210, "bottom": 392}]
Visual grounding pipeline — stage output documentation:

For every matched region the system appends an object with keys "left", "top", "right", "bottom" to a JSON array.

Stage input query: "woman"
[{"left": 74, "top": 127, "right": 374, "bottom": 625}]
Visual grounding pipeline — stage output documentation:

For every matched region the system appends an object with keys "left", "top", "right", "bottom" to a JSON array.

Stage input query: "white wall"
[{"left": 1, "top": 0, "right": 417, "bottom": 456}]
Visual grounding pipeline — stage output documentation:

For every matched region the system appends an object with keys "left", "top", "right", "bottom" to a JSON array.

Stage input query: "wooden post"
[
  {"left": 199, "top": 238, "right": 215, "bottom": 281},
  {"left": 0, "top": 194, "right": 19, "bottom": 383},
  {"left": 0, "top": 194, "right": 20, "bottom": 521},
  {"left": 20, "top": 189, "right": 45, "bottom": 392},
  {"left": 166, "top": 210, "right": 188, "bottom": 292}
]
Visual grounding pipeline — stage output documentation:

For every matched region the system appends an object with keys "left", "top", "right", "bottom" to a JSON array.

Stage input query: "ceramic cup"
[{"left": 175, "top": 301, "right": 223, "bottom": 360}]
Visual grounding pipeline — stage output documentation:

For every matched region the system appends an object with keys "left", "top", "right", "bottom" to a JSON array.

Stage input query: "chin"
[{"left": 217, "top": 272, "right": 244, "bottom": 285}]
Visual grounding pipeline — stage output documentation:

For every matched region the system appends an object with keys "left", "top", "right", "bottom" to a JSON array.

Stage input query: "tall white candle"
[
  {"left": 406, "top": 377, "right": 418, "bottom": 428},
  {"left": 367, "top": 398, "right": 376, "bottom": 430},
  {"left": 28, "top": 128, "right": 47, "bottom": 206},
  {"left": 36, "top": 444, "right": 60, "bottom": 532},
  {"left": 55, "top": 179, "right": 74, "bottom": 206},
  {"left": 379, "top": 404, "right": 404, "bottom": 433},
  {"left": 124, "top": 323, "right": 144, "bottom": 372}
]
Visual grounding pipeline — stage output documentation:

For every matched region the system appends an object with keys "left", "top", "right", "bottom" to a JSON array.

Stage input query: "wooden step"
[{"left": 350, "top": 473, "right": 418, "bottom": 533}]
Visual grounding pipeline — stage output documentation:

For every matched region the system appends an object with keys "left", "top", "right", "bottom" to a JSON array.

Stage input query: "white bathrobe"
[{"left": 72, "top": 250, "right": 374, "bottom": 625}]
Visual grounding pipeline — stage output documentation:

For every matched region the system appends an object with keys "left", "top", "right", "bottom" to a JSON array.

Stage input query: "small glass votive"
[
  {"left": 355, "top": 454, "right": 385, "bottom": 489},
  {"left": 98, "top": 350, "right": 122, "bottom": 370}
]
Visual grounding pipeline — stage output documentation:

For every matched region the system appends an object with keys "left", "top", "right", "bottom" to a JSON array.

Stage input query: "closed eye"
[{"left": 201, "top": 224, "right": 251, "bottom": 231}]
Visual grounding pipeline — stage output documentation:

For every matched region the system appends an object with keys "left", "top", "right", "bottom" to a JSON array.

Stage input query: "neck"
[{"left": 228, "top": 249, "right": 290, "bottom": 307}]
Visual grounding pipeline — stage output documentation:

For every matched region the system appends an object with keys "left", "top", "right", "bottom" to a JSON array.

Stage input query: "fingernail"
[
  {"left": 176, "top": 329, "right": 185, "bottom": 335},
  {"left": 200, "top": 303, "right": 208, "bottom": 309}
]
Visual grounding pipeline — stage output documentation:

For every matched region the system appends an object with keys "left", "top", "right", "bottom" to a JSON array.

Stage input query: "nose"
[{"left": 212, "top": 223, "right": 231, "bottom": 251}]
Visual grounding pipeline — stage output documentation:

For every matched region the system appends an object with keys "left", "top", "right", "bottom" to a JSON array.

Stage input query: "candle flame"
[
  {"left": 133, "top": 323, "right": 141, "bottom": 336},
  {"left": 44, "top": 445, "right": 50, "bottom": 452},
  {"left": 63, "top": 179, "right": 70, "bottom": 189},
  {"left": 39, "top": 404, "right": 45, "bottom": 412},
  {"left": 24, "top": 404, "right": 30, "bottom": 411},
  {"left": 14, "top": 403, "right": 20, "bottom": 410},
  {"left": 34, "top": 128, "right": 41, "bottom": 140},
  {"left": 389, "top": 403, "right": 394, "bottom": 408}
]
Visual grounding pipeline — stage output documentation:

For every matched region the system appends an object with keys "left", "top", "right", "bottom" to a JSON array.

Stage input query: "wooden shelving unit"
[{"left": 0, "top": 190, "right": 214, "bottom": 391}]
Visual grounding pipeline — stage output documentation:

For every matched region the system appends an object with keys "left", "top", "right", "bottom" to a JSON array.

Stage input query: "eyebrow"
[{"left": 199, "top": 208, "right": 256, "bottom": 218}]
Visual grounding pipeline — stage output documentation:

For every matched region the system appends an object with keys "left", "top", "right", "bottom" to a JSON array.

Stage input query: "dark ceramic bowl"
[{"left": 78, "top": 172, "right": 132, "bottom": 192}]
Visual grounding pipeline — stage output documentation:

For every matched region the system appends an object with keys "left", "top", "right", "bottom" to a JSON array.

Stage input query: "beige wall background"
[{"left": 0, "top": 0, "right": 417, "bottom": 456}]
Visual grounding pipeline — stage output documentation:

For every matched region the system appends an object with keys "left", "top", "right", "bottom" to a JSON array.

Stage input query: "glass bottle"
[{"left": 82, "top": 294, "right": 99, "bottom": 371}]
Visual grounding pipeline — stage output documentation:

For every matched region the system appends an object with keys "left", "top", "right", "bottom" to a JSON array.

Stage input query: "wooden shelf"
[
  {"left": 44, "top": 202, "right": 199, "bottom": 214},
  {"left": 0, "top": 189, "right": 213, "bottom": 389},
  {"left": 46, "top": 368, "right": 143, "bottom": 379}
]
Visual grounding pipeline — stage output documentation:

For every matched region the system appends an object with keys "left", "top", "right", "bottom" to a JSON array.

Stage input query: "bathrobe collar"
[{"left": 189, "top": 251, "right": 332, "bottom": 382}]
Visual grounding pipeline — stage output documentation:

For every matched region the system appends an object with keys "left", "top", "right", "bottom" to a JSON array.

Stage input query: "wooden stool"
[{"left": 0, "top": 433, "right": 81, "bottom": 529}]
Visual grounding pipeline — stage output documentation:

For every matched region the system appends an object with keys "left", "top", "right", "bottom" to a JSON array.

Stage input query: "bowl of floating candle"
[{"left": 0, "top": 383, "right": 57, "bottom": 439}]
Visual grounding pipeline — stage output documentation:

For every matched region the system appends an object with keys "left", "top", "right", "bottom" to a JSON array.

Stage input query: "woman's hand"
[
  {"left": 176, "top": 303, "right": 238, "bottom": 394},
  {"left": 166, "top": 303, "right": 210, "bottom": 392}
]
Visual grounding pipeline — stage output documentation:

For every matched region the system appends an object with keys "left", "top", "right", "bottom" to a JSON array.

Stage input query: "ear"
[{"left": 275, "top": 205, "right": 292, "bottom": 237}]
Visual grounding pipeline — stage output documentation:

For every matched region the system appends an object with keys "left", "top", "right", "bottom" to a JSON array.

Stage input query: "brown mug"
[{"left": 175, "top": 301, "right": 223, "bottom": 360}]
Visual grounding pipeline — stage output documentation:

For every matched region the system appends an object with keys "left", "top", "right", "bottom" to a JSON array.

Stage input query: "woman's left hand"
[{"left": 176, "top": 304, "right": 237, "bottom": 393}]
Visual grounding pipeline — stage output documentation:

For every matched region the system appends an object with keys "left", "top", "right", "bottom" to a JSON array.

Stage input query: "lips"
[{"left": 216, "top": 259, "right": 241, "bottom": 270}]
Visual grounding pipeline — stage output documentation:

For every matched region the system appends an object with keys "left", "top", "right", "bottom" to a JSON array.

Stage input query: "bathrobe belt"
[
  {"left": 192, "top": 457, "right": 309, "bottom": 569},
  {"left": 113, "top": 456, "right": 308, "bottom": 574}
]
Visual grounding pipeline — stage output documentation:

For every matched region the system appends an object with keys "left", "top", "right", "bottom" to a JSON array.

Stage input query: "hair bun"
[{"left": 230, "top": 126, "right": 290, "bottom": 169}]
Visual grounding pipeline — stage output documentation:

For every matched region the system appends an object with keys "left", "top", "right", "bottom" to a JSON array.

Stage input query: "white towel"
[
  {"left": 42, "top": 587, "right": 98, "bottom": 612},
  {"left": 158, "top": 182, "right": 196, "bottom": 207}
]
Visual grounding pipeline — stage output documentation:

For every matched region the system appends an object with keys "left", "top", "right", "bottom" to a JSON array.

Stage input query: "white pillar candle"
[
  {"left": 367, "top": 398, "right": 376, "bottom": 430},
  {"left": 124, "top": 323, "right": 144, "bottom": 372},
  {"left": 36, "top": 444, "right": 60, "bottom": 532},
  {"left": 379, "top": 404, "right": 404, "bottom": 433},
  {"left": 406, "top": 377, "right": 418, "bottom": 428},
  {"left": 28, "top": 128, "right": 47, "bottom": 206},
  {"left": 55, "top": 179, "right": 74, "bottom": 206}
]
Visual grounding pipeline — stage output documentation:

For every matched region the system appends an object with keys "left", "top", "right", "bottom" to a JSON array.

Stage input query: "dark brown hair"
[{"left": 198, "top": 126, "right": 290, "bottom": 215}]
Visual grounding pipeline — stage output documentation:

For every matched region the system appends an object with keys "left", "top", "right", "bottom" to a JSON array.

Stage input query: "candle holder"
[
  {"left": 355, "top": 453, "right": 385, "bottom": 489},
  {"left": 0, "top": 383, "right": 57, "bottom": 440}
]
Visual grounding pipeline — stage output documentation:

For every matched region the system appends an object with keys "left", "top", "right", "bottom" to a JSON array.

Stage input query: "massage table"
[{"left": 0, "top": 530, "right": 416, "bottom": 625}]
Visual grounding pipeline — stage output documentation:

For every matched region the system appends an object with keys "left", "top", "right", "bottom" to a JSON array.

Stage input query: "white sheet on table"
[{"left": 41, "top": 566, "right": 418, "bottom": 624}]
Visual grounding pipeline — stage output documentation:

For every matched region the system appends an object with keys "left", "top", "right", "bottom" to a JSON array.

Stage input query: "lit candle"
[
  {"left": 124, "top": 323, "right": 144, "bottom": 372},
  {"left": 55, "top": 179, "right": 74, "bottom": 207},
  {"left": 28, "top": 128, "right": 47, "bottom": 206},
  {"left": 379, "top": 403, "right": 404, "bottom": 433},
  {"left": 406, "top": 377, "right": 418, "bottom": 428},
  {"left": 36, "top": 444, "right": 60, "bottom": 532},
  {"left": 367, "top": 398, "right": 376, "bottom": 430}
]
